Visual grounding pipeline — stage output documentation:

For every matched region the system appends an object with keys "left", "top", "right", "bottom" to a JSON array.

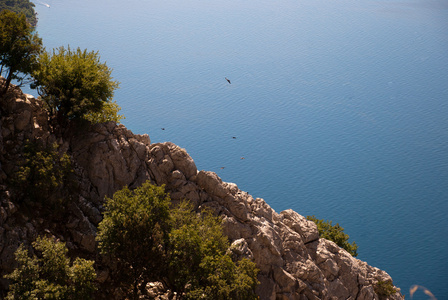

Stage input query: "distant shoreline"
[{"left": 0, "top": 0, "right": 38, "bottom": 26}]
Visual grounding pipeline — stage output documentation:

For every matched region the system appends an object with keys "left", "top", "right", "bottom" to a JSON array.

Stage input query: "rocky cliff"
[{"left": 0, "top": 80, "right": 404, "bottom": 299}]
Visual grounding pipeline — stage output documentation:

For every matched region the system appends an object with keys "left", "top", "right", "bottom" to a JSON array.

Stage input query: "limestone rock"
[{"left": 280, "top": 209, "right": 319, "bottom": 244}]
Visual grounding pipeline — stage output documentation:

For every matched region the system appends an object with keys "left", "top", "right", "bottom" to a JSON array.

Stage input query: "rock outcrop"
[{"left": 0, "top": 79, "right": 403, "bottom": 299}]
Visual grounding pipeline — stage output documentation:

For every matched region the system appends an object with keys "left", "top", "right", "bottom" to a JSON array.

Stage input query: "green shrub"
[
  {"left": 32, "top": 46, "right": 120, "bottom": 123},
  {"left": 374, "top": 279, "right": 397, "bottom": 299},
  {"left": 4, "top": 236, "right": 96, "bottom": 300},
  {"left": 96, "top": 182, "right": 172, "bottom": 299},
  {"left": 97, "top": 181, "right": 259, "bottom": 300},
  {"left": 167, "top": 201, "right": 259, "bottom": 300},
  {"left": 15, "top": 141, "right": 72, "bottom": 205},
  {"left": 82, "top": 100, "right": 125, "bottom": 124},
  {"left": 307, "top": 215, "right": 358, "bottom": 257}
]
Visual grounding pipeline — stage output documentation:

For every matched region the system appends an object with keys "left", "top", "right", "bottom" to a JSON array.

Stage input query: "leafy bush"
[
  {"left": 82, "top": 100, "right": 124, "bottom": 124},
  {"left": 96, "top": 182, "right": 172, "bottom": 299},
  {"left": 4, "top": 236, "right": 96, "bottom": 300},
  {"left": 306, "top": 215, "right": 358, "bottom": 257},
  {"left": 97, "top": 181, "right": 259, "bottom": 300},
  {"left": 167, "top": 201, "right": 259, "bottom": 299},
  {"left": 32, "top": 46, "right": 120, "bottom": 123},
  {"left": 374, "top": 279, "right": 398, "bottom": 299},
  {"left": 15, "top": 141, "right": 72, "bottom": 204}
]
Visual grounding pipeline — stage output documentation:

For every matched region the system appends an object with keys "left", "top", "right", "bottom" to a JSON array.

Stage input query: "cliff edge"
[{"left": 0, "top": 79, "right": 403, "bottom": 299}]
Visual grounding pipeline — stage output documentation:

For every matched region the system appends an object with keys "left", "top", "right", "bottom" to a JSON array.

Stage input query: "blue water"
[{"left": 30, "top": 0, "right": 448, "bottom": 298}]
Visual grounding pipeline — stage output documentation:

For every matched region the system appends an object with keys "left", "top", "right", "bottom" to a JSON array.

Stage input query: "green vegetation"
[
  {"left": 0, "top": 0, "right": 37, "bottom": 26},
  {"left": 96, "top": 182, "right": 172, "bottom": 299},
  {"left": 4, "top": 236, "right": 96, "bottom": 300},
  {"left": 32, "top": 46, "right": 120, "bottom": 123},
  {"left": 83, "top": 100, "right": 125, "bottom": 124},
  {"left": 15, "top": 141, "right": 73, "bottom": 205},
  {"left": 97, "top": 181, "right": 259, "bottom": 300},
  {"left": 0, "top": 9, "right": 42, "bottom": 96},
  {"left": 375, "top": 279, "right": 398, "bottom": 299},
  {"left": 166, "top": 201, "right": 259, "bottom": 300},
  {"left": 306, "top": 215, "right": 358, "bottom": 257}
]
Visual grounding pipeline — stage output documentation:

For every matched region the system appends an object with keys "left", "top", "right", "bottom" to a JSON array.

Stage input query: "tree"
[
  {"left": 0, "top": 10, "right": 42, "bottom": 96},
  {"left": 15, "top": 141, "right": 73, "bottom": 206},
  {"left": 306, "top": 215, "right": 358, "bottom": 257},
  {"left": 166, "top": 201, "right": 259, "bottom": 299},
  {"left": 97, "top": 181, "right": 259, "bottom": 300},
  {"left": 32, "top": 46, "right": 120, "bottom": 122},
  {"left": 96, "top": 181, "right": 172, "bottom": 299},
  {"left": 4, "top": 243, "right": 39, "bottom": 299},
  {"left": 4, "top": 236, "right": 96, "bottom": 300},
  {"left": 82, "top": 100, "right": 125, "bottom": 124}
]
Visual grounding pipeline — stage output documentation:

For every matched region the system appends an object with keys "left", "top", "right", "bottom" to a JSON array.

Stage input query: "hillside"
[
  {"left": 0, "top": 78, "right": 404, "bottom": 299},
  {"left": 0, "top": 0, "right": 37, "bottom": 26}
]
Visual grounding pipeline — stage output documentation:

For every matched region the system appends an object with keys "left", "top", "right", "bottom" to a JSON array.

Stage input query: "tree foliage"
[
  {"left": 306, "top": 215, "right": 358, "bottom": 257},
  {"left": 32, "top": 46, "right": 120, "bottom": 123},
  {"left": 0, "top": 0, "right": 37, "bottom": 26},
  {"left": 15, "top": 141, "right": 73, "bottom": 205},
  {"left": 4, "top": 236, "right": 96, "bottom": 300},
  {"left": 82, "top": 100, "right": 125, "bottom": 124},
  {"left": 375, "top": 279, "right": 398, "bottom": 299},
  {"left": 167, "top": 201, "right": 259, "bottom": 300},
  {"left": 0, "top": 9, "right": 42, "bottom": 96},
  {"left": 97, "top": 181, "right": 259, "bottom": 300},
  {"left": 96, "top": 182, "right": 172, "bottom": 299}
]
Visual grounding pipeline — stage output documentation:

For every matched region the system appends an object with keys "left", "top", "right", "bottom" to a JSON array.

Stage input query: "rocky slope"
[{"left": 0, "top": 80, "right": 404, "bottom": 299}]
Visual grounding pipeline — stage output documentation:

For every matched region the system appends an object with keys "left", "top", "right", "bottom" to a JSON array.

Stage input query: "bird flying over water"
[{"left": 225, "top": 77, "right": 231, "bottom": 84}]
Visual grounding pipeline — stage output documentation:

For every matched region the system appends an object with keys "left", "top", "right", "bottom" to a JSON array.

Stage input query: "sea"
[{"left": 28, "top": 0, "right": 448, "bottom": 298}]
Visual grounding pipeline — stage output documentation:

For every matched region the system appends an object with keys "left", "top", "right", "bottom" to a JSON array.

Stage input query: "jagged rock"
[
  {"left": 145, "top": 282, "right": 170, "bottom": 300},
  {"left": 167, "top": 143, "right": 197, "bottom": 180},
  {"left": 280, "top": 209, "right": 319, "bottom": 244},
  {"left": 70, "top": 121, "right": 151, "bottom": 200},
  {"left": 227, "top": 238, "right": 254, "bottom": 261},
  {"left": 14, "top": 108, "right": 31, "bottom": 131},
  {"left": 0, "top": 79, "right": 403, "bottom": 299}
]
